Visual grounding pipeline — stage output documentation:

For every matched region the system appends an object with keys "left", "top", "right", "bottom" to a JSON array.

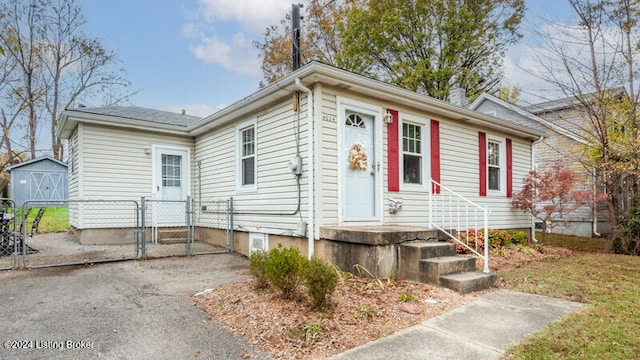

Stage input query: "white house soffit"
[{"left": 469, "top": 93, "right": 588, "bottom": 145}]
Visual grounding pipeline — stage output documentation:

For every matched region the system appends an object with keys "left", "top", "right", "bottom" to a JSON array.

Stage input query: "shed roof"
[{"left": 6, "top": 155, "right": 68, "bottom": 171}]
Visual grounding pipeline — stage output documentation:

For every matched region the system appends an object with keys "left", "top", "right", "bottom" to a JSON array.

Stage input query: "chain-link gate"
[
  {"left": 20, "top": 200, "right": 141, "bottom": 268},
  {"left": 0, "top": 198, "right": 18, "bottom": 270},
  {"left": 191, "top": 197, "right": 233, "bottom": 255},
  {"left": 141, "top": 197, "right": 232, "bottom": 258}
]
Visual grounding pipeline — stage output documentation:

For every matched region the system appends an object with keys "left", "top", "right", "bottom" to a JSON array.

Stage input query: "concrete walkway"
[{"left": 331, "top": 290, "right": 584, "bottom": 360}]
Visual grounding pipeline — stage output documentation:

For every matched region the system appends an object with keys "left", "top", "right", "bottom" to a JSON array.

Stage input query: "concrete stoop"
[
  {"left": 156, "top": 229, "right": 187, "bottom": 244},
  {"left": 399, "top": 241, "right": 496, "bottom": 294}
]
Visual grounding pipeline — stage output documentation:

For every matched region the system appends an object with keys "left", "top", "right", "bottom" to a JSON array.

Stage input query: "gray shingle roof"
[{"left": 71, "top": 106, "right": 201, "bottom": 127}]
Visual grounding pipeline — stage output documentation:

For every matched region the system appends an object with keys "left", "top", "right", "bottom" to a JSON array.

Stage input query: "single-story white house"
[{"left": 58, "top": 62, "right": 543, "bottom": 286}]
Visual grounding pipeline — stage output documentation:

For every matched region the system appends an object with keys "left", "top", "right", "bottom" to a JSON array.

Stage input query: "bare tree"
[
  {"left": 0, "top": 0, "right": 133, "bottom": 161},
  {"left": 41, "top": 0, "right": 131, "bottom": 160},
  {"left": 0, "top": 0, "right": 47, "bottom": 159}
]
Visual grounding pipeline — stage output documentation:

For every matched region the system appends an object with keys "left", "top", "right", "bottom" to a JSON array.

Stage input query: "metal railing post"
[
  {"left": 429, "top": 188, "right": 433, "bottom": 228},
  {"left": 483, "top": 209, "right": 489, "bottom": 273}
]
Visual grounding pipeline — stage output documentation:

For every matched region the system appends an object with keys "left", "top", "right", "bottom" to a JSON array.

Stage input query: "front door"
[
  {"left": 343, "top": 110, "right": 377, "bottom": 221},
  {"left": 153, "top": 148, "right": 188, "bottom": 225}
]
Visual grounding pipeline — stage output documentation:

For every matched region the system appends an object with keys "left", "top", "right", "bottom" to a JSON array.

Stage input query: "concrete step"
[
  {"left": 402, "top": 241, "right": 457, "bottom": 258},
  {"left": 158, "top": 237, "right": 187, "bottom": 244},
  {"left": 440, "top": 271, "right": 497, "bottom": 294},
  {"left": 398, "top": 242, "right": 457, "bottom": 282},
  {"left": 419, "top": 256, "right": 476, "bottom": 284}
]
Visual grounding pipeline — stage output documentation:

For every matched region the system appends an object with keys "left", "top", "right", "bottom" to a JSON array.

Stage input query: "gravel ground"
[{"left": 0, "top": 253, "right": 271, "bottom": 359}]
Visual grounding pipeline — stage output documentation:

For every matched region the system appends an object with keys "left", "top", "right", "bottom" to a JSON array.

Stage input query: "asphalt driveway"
[{"left": 0, "top": 254, "right": 271, "bottom": 359}]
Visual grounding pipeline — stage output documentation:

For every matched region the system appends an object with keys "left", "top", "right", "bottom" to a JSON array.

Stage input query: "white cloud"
[
  {"left": 157, "top": 103, "right": 227, "bottom": 118},
  {"left": 189, "top": 32, "right": 261, "bottom": 76},
  {"left": 196, "top": 0, "right": 292, "bottom": 33},
  {"left": 184, "top": 0, "right": 290, "bottom": 76}
]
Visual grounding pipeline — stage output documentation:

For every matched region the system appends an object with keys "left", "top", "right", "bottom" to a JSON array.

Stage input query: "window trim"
[
  {"left": 399, "top": 113, "right": 429, "bottom": 191},
  {"left": 486, "top": 136, "right": 506, "bottom": 196},
  {"left": 236, "top": 118, "right": 257, "bottom": 192}
]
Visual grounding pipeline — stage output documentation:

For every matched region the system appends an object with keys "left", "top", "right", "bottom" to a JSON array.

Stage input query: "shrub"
[
  {"left": 454, "top": 228, "right": 530, "bottom": 254},
  {"left": 265, "top": 244, "right": 307, "bottom": 299},
  {"left": 249, "top": 249, "right": 269, "bottom": 290},
  {"left": 304, "top": 257, "right": 338, "bottom": 309}
]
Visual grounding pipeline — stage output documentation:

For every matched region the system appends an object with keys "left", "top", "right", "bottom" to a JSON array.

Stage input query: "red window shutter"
[
  {"left": 506, "top": 138, "right": 513, "bottom": 197},
  {"left": 387, "top": 109, "right": 400, "bottom": 192},
  {"left": 479, "top": 132, "right": 487, "bottom": 196},
  {"left": 430, "top": 120, "right": 441, "bottom": 194}
]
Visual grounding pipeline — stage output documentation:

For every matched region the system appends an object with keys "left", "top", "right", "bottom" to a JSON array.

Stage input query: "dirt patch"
[
  {"left": 194, "top": 275, "right": 478, "bottom": 359},
  {"left": 486, "top": 245, "right": 577, "bottom": 272},
  {"left": 194, "top": 244, "right": 578, "bottom": 359}
]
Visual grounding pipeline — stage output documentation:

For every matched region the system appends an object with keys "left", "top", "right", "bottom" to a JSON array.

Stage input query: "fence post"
[
  {"left": 21, "top": 203, "right": 29, "bottom": 268},
  {"left": 186, "top": 196, "right": 192, "bottom": 256},
  {"left": 141, "top": 196, "right": 146, "bottom": 259},
  {"left": 229, "top": 196, "right": 234, "bottom": 253}
]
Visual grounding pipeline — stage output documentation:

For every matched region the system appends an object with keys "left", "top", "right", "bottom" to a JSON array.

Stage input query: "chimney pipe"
[{"left": 292, "top": 3, "right": 302, "bottom": 70}]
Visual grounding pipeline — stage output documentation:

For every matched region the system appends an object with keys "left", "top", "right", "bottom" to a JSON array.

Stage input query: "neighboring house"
[
  {"left": 469, "top": 93, "right": 609, "bottom": 237},
  {"left": 7, "top": 155, "right": 68, "bottom": 207},
  {"left": 58, "top": 62, "right": 542, "bottom": 275}
]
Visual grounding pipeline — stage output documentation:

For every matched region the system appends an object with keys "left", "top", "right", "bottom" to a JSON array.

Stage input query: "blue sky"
[{"left": 79, "top": 0, "right": 577, "bottom": 117}]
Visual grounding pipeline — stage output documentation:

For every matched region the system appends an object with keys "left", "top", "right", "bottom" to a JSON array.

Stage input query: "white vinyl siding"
[
  {"left": 318, "top": 87, "right": 533, "bottom": 230},
  {"left": 195, "top": 95, "right": 309, "bottom": 236},
  {"left": 68, "top": 123, "right": 193, "bottom": 228}
]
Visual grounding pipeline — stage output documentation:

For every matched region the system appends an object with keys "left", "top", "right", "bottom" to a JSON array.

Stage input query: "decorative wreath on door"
[{"left": 349, "top": 143, "right": 368, "bottom": 171}]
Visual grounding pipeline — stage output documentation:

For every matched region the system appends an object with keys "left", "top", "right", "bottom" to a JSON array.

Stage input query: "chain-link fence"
[
  {"left": 21, "top": 200, "right": 141, "bottom": 269},
  {"left": 3, "top": 195, "right": 234, "bottom": 269},
  {"left": 0, "top": 198, "right": 18, "bottom": 270}
]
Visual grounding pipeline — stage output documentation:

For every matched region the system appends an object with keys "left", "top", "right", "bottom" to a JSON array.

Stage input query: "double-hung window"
[
  {"left": 402, "top": 122, "right": 423, "bottom": 185},
  {"left": 487, "top": 141, "right": 501, "bottom": 191},
  {"left": 237, "top": 120, "right": 257, "bottom": 190}
]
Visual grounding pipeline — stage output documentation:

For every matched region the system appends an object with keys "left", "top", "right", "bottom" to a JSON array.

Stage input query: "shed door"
[
  {"left": 343, "top": 111, "right": 377, "bottom": 221},
  {"left": 153, "top": 148, "right": 188, "bottom": 225},
  {"left": 30, "top": 172, "right": 64, "bottom": 201}
]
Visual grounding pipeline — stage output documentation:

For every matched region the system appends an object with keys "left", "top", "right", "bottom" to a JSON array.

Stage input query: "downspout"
[
  {"left": 531, "top": 135, "right": 545, "bottom": 243},
  {"left": 592, "top": 169, "right": 601, "bottom": 236},
  {"left": 294, "top": 78, "right": 314, "bottom": 259}
]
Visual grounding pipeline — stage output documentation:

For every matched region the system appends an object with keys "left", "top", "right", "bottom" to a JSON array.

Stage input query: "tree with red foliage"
[{"left": 512, "top": 160, "right": 605, "bottom": 242}]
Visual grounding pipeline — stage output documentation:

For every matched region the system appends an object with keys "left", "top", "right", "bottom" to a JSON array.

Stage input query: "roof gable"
[
  {"left": 6, "top": 155, "right": 67, "bottom": 171},
  {"left": 469, "top": 93, "right": 588, "bottom": 145}
]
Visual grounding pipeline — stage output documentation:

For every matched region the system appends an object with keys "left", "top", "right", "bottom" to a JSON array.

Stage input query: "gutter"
[
  {"left": 531, "top": 135, "right": 545, "bottom": 243},
  {"left": 294, "top": 78, "right": 315, "bottom": 259}
]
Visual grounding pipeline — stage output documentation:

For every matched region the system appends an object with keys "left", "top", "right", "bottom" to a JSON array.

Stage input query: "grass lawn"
[
  {"left": 500, "top": 243, "right": 640, "bottom": 359},
  {"left": 24, "top": 206, "right": 71, "bottom": 233}
]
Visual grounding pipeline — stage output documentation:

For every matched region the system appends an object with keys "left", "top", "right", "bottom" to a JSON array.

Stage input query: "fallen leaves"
[{"left": 194, "top": 276, "right": 472, "bottom": 359}]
